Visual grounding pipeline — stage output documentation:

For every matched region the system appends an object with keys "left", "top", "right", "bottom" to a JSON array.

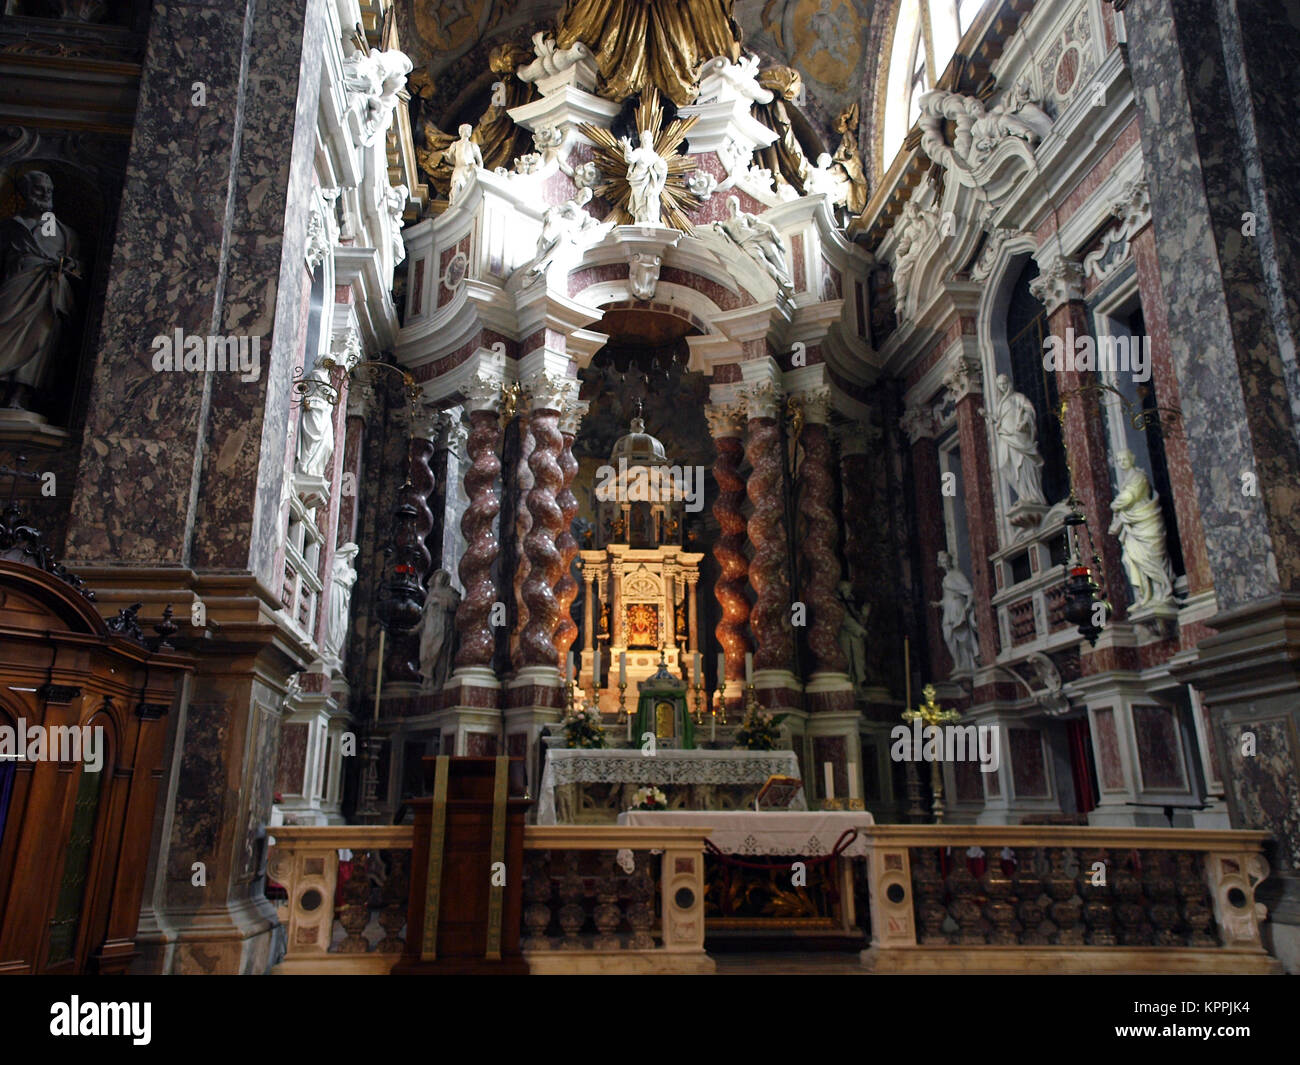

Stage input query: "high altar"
[{"left": 576, "top": 414, "right": 705, "bottom": 716}]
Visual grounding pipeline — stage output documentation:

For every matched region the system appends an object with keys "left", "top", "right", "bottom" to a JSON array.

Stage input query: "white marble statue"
[
  {"left": 296, "top": 368, "right": 335, "bottom": 481},
  {"left": 325, "top": 542, "right": 359, "bottom": 660},
  {"left": 0, "top": 170, "right": 81, "bottom": 411},
  {"left": 419, "top": 569, "right": 461, "bottom": 689},
  {"left": 836, "top": 581, "right": 870, "bottom": 691},
  {"left": 385, "top": 184, "right": 408, "bottom": 266},
  {"left": 622, "top": 130, "right": 668, "bottom": 226},
  {"left": 525, "top": 186, "right": 597, "bottom": 280},
  {"left": 1109, "top": 449, "right": 1176, "bottom": 607},
  {"left": 446, "top": 124, "right": 484, "bottom": 204},
  {"left": 987, "top": 373, "right": 1046, "bottom": 505},
  {"left": 933, "top": 551, "right": 979, "bottom": 675},
  {"left": 804, "top": 151, "right": 849, "bottom": 207},
  {"left": 342, "top": 48, "right": 412, "bottom": 146},
  {"left": 517, "top": 30, "right": 592, "bottom": 83},
  {"left": 713, "top": 195, "right": 793, "bottom": 292}
]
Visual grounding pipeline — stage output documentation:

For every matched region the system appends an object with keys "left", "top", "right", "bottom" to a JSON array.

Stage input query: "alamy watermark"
[
  {"left": 1042, "top": 327, "right": 1150, "bottom": 383},
  {"left": 594, "top": 459, "right": 705, "bottom": 513},
  {"left": 151, "top": 328, "right": 261, "bottom": 382},
  {"left": 890, "top": 718, "right": 1001, "bottom": 773},
  {"left": 0, "top": 719, "right": 104, "bottom": 772}
]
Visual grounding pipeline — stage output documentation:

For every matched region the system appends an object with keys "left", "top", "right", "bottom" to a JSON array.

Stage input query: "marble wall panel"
[{"left": 1132, "top": 703, "right": 1187, "bottom": 791}]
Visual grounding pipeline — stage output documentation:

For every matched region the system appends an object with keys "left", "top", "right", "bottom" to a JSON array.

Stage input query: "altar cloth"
[
  {"left": 616, "top": 810, "right": 876, "bottom": 857},
  {"left": 536, "top": 748, "right": 804, "bottom": 825}
]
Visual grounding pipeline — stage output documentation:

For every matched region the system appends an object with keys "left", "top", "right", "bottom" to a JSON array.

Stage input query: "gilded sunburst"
[{"left": 578, "top": 87, "right": 703, "bottom": 234}]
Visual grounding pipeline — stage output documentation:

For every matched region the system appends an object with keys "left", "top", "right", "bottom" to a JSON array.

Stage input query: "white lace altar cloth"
[
  {"left": 617, "top": 810, "right": 876, "bottom": 857},
  {"left": 536, "top": 748, "right": 804, "bottom": 825}
]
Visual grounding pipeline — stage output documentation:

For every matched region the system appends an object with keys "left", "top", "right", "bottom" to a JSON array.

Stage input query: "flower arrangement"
[
  {"left": 733, "top": 707, "right": 788, "bottom": 751},
  {"left": 630, "top": 786, "right": 668, "bottom": 811},
  {"left": 561, "top": 702, "right": 607, "bottom": 749}
]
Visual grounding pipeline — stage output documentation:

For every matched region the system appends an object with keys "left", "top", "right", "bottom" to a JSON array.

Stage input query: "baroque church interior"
[{"left": 1, "top": 0, "right": 1298, "bottom": 984}]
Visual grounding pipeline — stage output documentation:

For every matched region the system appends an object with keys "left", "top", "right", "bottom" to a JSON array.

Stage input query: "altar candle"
[
  {"left": 711, "top": 710, "right": 716, "bottom": 742},
  {"left": 693, "top": 652, "right": 701, "bottom": 685},
  {"left": 717, "top": 651, "right": 725, "bottom": 686},
  {"left": 627, "top": 712, "right": 632, "bottom": 742},
  {"left": 619, "top": 652, "right": 627, "bottom": 686},
  {"left": 745, "top": 652, "right": 753, "bottom": 684},
  {"left": 848, "top": 765, "right": 859, "bottom": 800},
  {"left": 824, "top": 762, "right": 834, "bottom": 801},
  {"left": 565, "top": 651, "right": 574, "bottom": 685}
]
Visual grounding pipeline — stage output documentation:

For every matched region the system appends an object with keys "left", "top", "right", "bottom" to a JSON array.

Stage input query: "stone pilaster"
[{"left": 900, "top": 403, "right": 947, "bottom": 680}]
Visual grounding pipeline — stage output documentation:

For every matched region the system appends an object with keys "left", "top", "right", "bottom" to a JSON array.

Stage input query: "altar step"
[{"left": 711, "top": 952, "right": 870, "bottom": 975}]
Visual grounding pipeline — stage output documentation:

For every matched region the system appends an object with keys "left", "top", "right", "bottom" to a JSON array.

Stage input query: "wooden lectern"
[{"left": 392, "top": 756, "right": 531, "bottom": 975}]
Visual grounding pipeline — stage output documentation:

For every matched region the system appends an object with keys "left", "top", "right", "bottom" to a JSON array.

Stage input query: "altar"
[{"left": 536, "top": 748, "right": 805, "bottom": 825}]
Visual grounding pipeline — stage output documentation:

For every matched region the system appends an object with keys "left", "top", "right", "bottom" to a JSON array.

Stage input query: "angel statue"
[{"left": 713, "top": 195, "right": 793, "bottom": 292}]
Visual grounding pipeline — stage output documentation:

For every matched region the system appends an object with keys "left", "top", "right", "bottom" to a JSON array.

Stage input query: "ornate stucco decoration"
[
  {"left": 1083, "top": 179, "right": 1151, "bottom": 282},
  {"left": 578, "top": 87, "right": 704, "bottom": 233},
  {"left": 970, "top": 226, "right": 1030, "bottom": 283},
  {"left": 917, "top": 80, "right": 1052, "bottom": 194},
  {"left": 890, "top": 198, "right": 940, "bottom": 320}
]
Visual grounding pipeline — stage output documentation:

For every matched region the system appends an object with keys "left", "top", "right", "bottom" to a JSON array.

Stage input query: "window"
[{"left": 879, "top": 0, "right": 990, "bottom": 174}]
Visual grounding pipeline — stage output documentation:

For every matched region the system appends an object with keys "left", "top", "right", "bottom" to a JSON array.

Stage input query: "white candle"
[
  {"left": 717, "top": 651, "right": 725, "bottom": 686},
  {"left": 711, "top": 711, "right": 716, "bottom": 742},
  {"left": 745, "top": 652, "right": 753, "bottom": 684},
  {"left": 565, "top": 651, "right": 574, "bottom": 685},
  {"left": 693, "top": 652, "right": 701, "bottom": 685},
  {"left": 374, "top": 628, "right": 386, "bottom": 723},
  {"left": 824, "top": 762, "right": 834, "bottom": 801},
  {"left": 619, "top": 652, "right": 627, "bottom": 686},
  {"left": 626, "top": 711, "right": 632, "bottom": 742},
  {"left": 848, "top": 765, "right": 859, "bottom": 800},
  {"left": 593, "top": 648, "right": 601, "bottom": 686}
]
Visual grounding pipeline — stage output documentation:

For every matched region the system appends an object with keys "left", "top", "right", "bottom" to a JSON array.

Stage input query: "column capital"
[
  {"left": 791, "top": 385, "right": 832, "bottom": 424},
  {"left": 741, "top": 381, "right": 783, "bottom": 420},
  {"left": 943, "top": 355, "right": 983, "bottom": 404},
  {"left": 322, "top": 326, "right": 363, "bottom": 374},
  {"left": 524, "top": 372, "right": 578, "bottom": 413},
  {"left": 462, "top": 372, "right": 504, "bottom": 414},
  {"left": 899, "top": 404, "right": 940, "bottom": 445},
  {"left": 1028, "top": 249, "right": 1085, "bottom": 314},
  {"left": 558, "top": 399, "right": 589, "bottom": 436},
  {"left": 704, "top": 402, "right": 746, "bottom": 439}
]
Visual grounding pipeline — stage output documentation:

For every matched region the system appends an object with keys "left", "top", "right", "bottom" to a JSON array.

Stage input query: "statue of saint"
[
  {"left": 296, "top": 369, "right": 335, "bottom": 481},
  {"left": 933, "top": 551, "right": 979, "bottom": 675},
  {"left": 419, "top": 569, "right": 462, "bottom": 689},
  {"left": 713, "top": 195, "right": 793, "bottom": 292},
  {"left": 986, "top": 373, "right": 1046, "bottom": 505},
  {"left": 324, "top": 542, "right": 359, "bottom": 660},
  {"left": 836, "top": 581, "right": 869, "bottom": 692},
  {"left": 525, "top": 186, "right": 596, "bottom": 279},
  {"left": 621, "top": 130, "right": 667, "bottom": 226},
  {"left": 1108, "top": 449, "right": 1176, "bottom": 607},
  {"left": 446, "top": 124, "right": 484, "bottom": 205},
  {"left": 0, "top": 170, "right": 82, "bottom": 411},
  {"left": 342, "top": 48, "right": 412, "bottom": 146}
]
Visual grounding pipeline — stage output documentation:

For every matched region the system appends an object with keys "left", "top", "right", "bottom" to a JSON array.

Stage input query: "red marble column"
[
  {"left": 519, "top": 377, "right": 572, "bottom": 667},
  {"left": 745, "top": 386, "right": 795, "bottom": 672},
  {"left": 453, "top": 390, "right": 502, "bottom": 671},
  {"left": 901, "top": 405, "right": 949, "bottom": 678},
  {"left": 947, "top": 362, "right": 1002, "bottom": 665},
  {"left": 1130, "top": 222, "right": 1212, "bottom": 596},
  {"left": 386, "top": 418, "right": 438, "bottom": 683},
  {"left": 796, "top": 405, "right": 847, "bottom": 676},
  {"left": 509, "top": 402, "right": 534, "bottom": 670},
  {"left": 552, "top": 403, "right": 587, "bottom": 663},
  {"left": 706, "top": 403, "right": 750, "bottom": 687}
]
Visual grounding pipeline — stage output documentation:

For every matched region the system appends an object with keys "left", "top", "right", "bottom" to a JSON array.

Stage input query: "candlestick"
[
  {"left": 692, "top": 652, "right": 703, "bottom": 724},
  {"left": 373, "top": 628, "right": 385, "bottom": 723}
]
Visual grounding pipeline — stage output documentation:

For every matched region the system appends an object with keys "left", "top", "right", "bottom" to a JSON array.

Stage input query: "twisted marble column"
[
  {"left": 386, "top": 415, "right": 438, "bottom": 683},
  {"left": 510, "top": 403, "right": 534, "bottom": 668},
  {"left": 744, "top": 386, "right": 795, "bottom": 671},
  {"left": 706, "top": 403, "right": 750, "bottom": 682},
  {"left": 454, "top": 392, "right": 502, "bottom": 670},
  {"left": 520, "top": 377, "right": 574, "bottom": 666},
  {"left": 552, "top": 403, "right": 587, "bottom": 661},
  {"left": 797, "top": 406, "right": 847, "bottom": 674}
]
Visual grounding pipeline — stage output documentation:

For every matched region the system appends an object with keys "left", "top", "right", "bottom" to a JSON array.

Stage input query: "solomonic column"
[
  {"left": 509, "top": 392, "right": 534, "bottom": 670},
  {"left": 552, "top": 401, "right": 588, "bottom": 666},
  {"left": 743, "top": 383, "right": 800, "bottom": 711},
  {"left": 705, "top": 402, "right": 751, "bottom": 713},
  {"left": 440, "top": 375, "right": 504, "bottom": 756}
]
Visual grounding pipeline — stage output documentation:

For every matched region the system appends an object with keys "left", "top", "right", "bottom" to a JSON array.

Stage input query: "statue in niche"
[
  {"left": 324, "top": 542, "right": 360, "bottom": 660},
  {"left": 985, "top": 373, "right": 1046, "bottom": 506},
  {"left": 385, "top": 184, "right": 408, "bottom": 266},
  {"left": 0, "top": 170, "right": 82, "bottom": 412},
  {"left": 445, "top": 124, "right": 484, "bottom": 205},
  {"left": 713, "top": 195, "right": 793, "bottom": 292},
  {"left": 933, "top": 551, "right": 979, "bottom": 675},
  {"left": 419, "top": 569, "right": 462, "bottom": 689},
  {"left": 1109, "top": 449, "right": 1176, "bottom": 608},
  {"left": 836, "top": 581, "right": 870, "bottom": 692},
  {"left": 524, "top": 186, "right": 597, "bottom": 280},
  {"left": 296, "top": 368, "right": 336, "bottom": 482},
  {"left": 622, "top": 130, "right": 668, "bottom": 226}
]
